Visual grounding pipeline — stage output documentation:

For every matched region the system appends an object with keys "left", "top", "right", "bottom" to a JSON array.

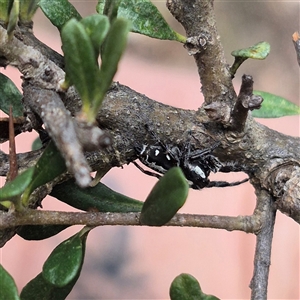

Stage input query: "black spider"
[{"left": 133, "top": 126, "right": 248, "bottom": 189}]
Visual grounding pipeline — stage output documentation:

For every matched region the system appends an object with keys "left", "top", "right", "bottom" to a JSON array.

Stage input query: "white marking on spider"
[{"left": 188, "top": 163, "right": 206, "bottom": 178}]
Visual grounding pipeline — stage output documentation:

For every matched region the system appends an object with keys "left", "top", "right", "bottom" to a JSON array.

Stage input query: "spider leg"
[
  {"left": 206, "top": 177, "right": 249, "bottom": 188},
  {"left": 132, "top": 161, "right": 162, "bottom": 179},
  {"left": 188, "top": 141, "right": 221, "bottom": 160}
]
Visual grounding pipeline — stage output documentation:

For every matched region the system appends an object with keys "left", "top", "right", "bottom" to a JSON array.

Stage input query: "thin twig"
[
  {"left": 7, "top": 106, "right": 18, "bottom": 181},
  {"left": 292, "top": 31, "right": 300, "bottom": 66},
  {"left": 0, "top": 209, "right": 261, "bottom": 233},
  {"left": 250, "top": 189, "right": 277, "bottom": 299}
]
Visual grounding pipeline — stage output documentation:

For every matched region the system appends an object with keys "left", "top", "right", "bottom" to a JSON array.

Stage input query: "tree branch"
[
  {"left": 230, "top": 75, "right": 263, "bottom": 131},
  {"left": 250, "top": 189, "right": 277, "bottom": 299},
  {"left": 0, "top": 209, "right": 260, "bottom": 233},
  {"left": 167, "top": 0, "right": 235, "bottom": 106}
]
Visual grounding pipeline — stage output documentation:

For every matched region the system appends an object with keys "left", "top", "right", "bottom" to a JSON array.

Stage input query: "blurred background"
[{"left": 0, "top": 1, "right": 299, "bottom": 299}]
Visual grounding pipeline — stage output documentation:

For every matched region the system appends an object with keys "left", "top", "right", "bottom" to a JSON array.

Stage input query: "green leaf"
[
  {"left": 20, "top": 273, "right": 68, "bottom": 300},
  {"left": 42, "top": 234, "right": 83, "bottom": 287},
  {"left": 0, "top": 73, "right": 23, "bottom": 117},
  {"left": 22, "top": 141, "right": 67, "bottom": 205},
  {"left": 80, "top": 14, "right": 110, "bottom": 56},
  {"left": 252, "top": 91, "right": 300, "bottom": 118},
  {"left": 117, "top": 0, "right": 186, "bottom": 42},
  {"left": 20, "top": 229, "right": 88, "bottom": 300},
  {"left": 91, "top": 17, "right": 130, "bottom": 118},
  {"left": 31, "top": 137, "right": 43, "bottom": 151},
  {"left": 6, "top": 0, "right": 19, "bottom": 36},
  {"left": 61, "top": 18, "right": 100, "bottom": 122},
  {"left": 230, "top": 41, "right": 270, "bottom": 76},
  {"left": 0, "top": 141, "right": 66, "bottom": 208},
  {"left": 231, "top": 41, "right": 270, "bottom": 60},
  {"left": 170, "top": 273, "right": 203, "bottom": 300},
  {"left": 170, "top": 273, "right": 220, "bottom": 300},
  {"left": 17, "top": 225, "right": 69, "bottom": 241},
  {"left": 0, "top": 167, "right": 34, "bottom": 203},
  {"left": 140, "top": 167, "right": 189, "bottom": 226},
  {"left": 96, "top": 0, "right": 105, "bottom": 15},
  {"left": 0, "top": 0, "right": 14, "bottom": 23},
  {"left": 50, "top": 178, "right": 143, "bottom": 212},
  {"left": 101, "top": 0, "right": 121, "bottom": 22},
  {"left": 0, "top": 264, "right": 20, "bottom": 300},
  {"left": 39, "top": 0, "right": 81, "bottom": 31},
  {"left": 19, "top": 0, "right": 39, "bottom": 22}
]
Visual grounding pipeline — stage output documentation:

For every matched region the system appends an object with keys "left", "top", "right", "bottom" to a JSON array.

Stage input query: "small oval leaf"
[
  {"left": 117, "top": 0, "right": 186, "bottom": 42},
  {"left": 22, "top": 141, "right": 67, "bottom": 205},
  {"left": 140, "top": 167, "right": 189, "bottom": 226},
  {"left": 42, "top": 233, "right": 83, "bottom": 287},
  {"left": 0, "top": 73, "right": 23, "bottom": 117},
  {"left": 230, "top": 41, "right": 271, "bottom": 76},
  {"left": 31, "top": 137, "right": 43, "bottom": 151},
  {"left": 17, "top": 225, "right": 70, "bottom": 241},
  {"left": 0, "top": 167, "right": 34, "bottom": 203},
  {"left": 0, "top": 264, "right": 20, "bottom": 300},
  {"left": 0, "top": 0, "right": 14, "bottom": 23},
  {"left": 252, "top": 91, "right": 300, "bottom": 118},
  {"left": 61, "top": 18, "right": 100, "bottom": 122},
  {"left": 20, "top": 230, "right": 89, "bottom": 300},
  {"left": 50, "top": 178, "right": 143, "bottom": 213},
  {"left": 80, "top": 14, "right": 110, "bottom": 55},
  {"left": 101, "top": 0, "right": 121, "bottom": 22},
  {"left": 170, "top": 273, "right": 203, "bottom": 300},
  {"left": 6, "top": 0, "right": 19, "bottom": 36},
  {"left": 19, "top": 0, "right": 39, "bottom": 22},
  {"left": 231, "top": 41, "right": 270, "bottom": 60},
  {"left": 91, "top": 17, "right": 130, "bottom": 118},
  {"left": 20, "top": 273, "right": 63, "bottom": 300},
  {"left": 170, "top": 273, "right": 220, "bottom": 300},
  {"left": 39, "top": 0, "right": 81, "bottom": 31}
]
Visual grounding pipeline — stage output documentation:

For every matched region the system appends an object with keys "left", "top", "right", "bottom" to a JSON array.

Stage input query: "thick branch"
[{"left": 273, "top": 167, "right": 300, "bottom": 223}]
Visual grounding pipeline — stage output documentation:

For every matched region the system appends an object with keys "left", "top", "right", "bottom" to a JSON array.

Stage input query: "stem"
[
  {"left": 167, "top": 0, "right": 235, "bottom": 105},
  {"left": 0, "top": 210, "right": 260, "bottom": 233},
  {"left": 250, "top": 189, "right": 277, "bottom": 299}
]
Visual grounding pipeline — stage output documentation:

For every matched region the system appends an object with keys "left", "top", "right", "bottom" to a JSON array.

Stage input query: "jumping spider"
[{"left": 133, "top": 125, "right": 248, "bottom": 189}]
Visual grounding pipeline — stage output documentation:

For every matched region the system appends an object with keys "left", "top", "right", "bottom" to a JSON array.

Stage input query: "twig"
[
  {"left": 230, "top": 75, "right": 263, "bottom": 131},
  {"left": 292, "top": 32, "right": 300, "bottom": 66},
  {"left": 7, "top": 107, "right": 18, "bottom": 181},
  {"left": 0, "top": 209, "right": 260, "bottom": 233},
  {"left": 250, "top": 189, "right": 277, "bottom": 299}
]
